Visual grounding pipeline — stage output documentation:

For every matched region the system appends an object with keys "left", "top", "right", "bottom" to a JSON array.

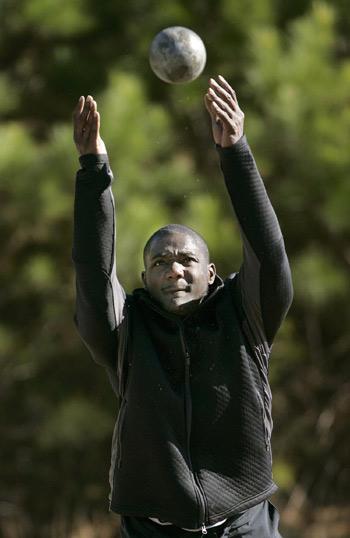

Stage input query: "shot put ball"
[{"left": 149, "top": 26, "right": 207, "bottom": 84}]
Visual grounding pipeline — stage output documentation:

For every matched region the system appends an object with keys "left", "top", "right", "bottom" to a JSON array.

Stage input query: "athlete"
[{"left": 72, "top": 76, "right": 293, "bottom": 537}]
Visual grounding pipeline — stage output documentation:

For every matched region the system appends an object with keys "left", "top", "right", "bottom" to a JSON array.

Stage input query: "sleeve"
[
  {"left": 217, "top": 136, "right": 293, "bottom": 354},
  {"left": 72, "top": 153, "right": 126, "bottom": 379}
]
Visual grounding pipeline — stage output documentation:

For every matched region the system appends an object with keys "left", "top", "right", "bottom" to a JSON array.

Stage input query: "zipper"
[{"left": 179, "top": 326, "right": 208, "bottom": 531}]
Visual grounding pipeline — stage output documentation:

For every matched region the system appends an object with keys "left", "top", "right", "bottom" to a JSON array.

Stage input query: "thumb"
[
  {"left": 204, "top": 94, "right": 222, "bottom": 126},
  {"left": 204, "top": 94, "right": 215, "bottom": 118}
]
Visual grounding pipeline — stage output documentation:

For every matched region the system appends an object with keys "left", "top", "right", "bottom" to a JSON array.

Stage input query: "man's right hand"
[{"left": 73, "top": 95, "right": 107, "bottom": 156}]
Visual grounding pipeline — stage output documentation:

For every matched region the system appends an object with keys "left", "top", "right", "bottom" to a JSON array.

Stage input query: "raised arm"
[
  {"left": 205, "top": 77, "right": 293, "bottom": 350},
  {"left": 72, "top": 96, "right": 126, "bottom": 385}
]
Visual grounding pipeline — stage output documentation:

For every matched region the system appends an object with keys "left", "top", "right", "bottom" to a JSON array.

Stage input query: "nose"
[{"left": 166, "top": 261, "right": 184, "bottom": 279}]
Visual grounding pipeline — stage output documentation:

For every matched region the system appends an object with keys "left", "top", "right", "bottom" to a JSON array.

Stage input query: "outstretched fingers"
[
  {"left": 73, "top": 96, "right": 84, "bottom": 141},
  {"left": 209, "top": 78, "right": 239, "bottom": 112},
  {"left": 73, "top": 95, "right": 93, "bottom": 142},
  {"left": 73, "top": 94, "right": 106, "bottom": 155},
  {"left": 217, "top": 75, "right": 238, "bottom": 103},
  {"left": 205, "top": 76, "right": 244, "bottom": 146},
  {"left": 81, "top": 98, "right": 96, "bottom": 142},
  {"left": 208, "top": 87, "right": 234, "bottom": 118},
  {"left": 204, "top": 93, "right": 215, "bottom": 118},
  {"left": 82, "top": 96, "right": 94, "bottom": 132},
  {"left": 90, "top": 110, "right": 100, "bottom": 142},
  {"left": 73, "top": 95, "right": 85, "bottom": 118},
  {"left": 211, "top": 100, "right": 232, "bottom": 125}
]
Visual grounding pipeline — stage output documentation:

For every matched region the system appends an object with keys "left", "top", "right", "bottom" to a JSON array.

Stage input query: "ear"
[
  {"left": 207, "top": 263, "right": 216, "bottom": 285},
  {"left": 141, "top": 270, "right": 147, "bottom": 289}
]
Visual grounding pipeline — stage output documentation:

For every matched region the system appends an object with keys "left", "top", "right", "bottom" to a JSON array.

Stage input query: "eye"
[
  {"left": 182, "top": 256, "right": 197, "bottom": 266},
  {"left": 154, "top": 260, "right": 165, "bottom": 267}
]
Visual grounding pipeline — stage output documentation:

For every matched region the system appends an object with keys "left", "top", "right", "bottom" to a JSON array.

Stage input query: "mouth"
[{"left": 162, "top": 286, "right": 189, "bottom": 294}]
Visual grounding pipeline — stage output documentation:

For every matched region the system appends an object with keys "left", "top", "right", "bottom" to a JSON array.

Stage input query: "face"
[{"left": 142, "top": 232, "right": 216, "bottom": 316}]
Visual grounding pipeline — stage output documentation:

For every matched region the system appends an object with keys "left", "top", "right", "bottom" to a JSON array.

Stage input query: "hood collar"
[{"left": 133, "top": 274, "right": 224, "bottom": 322}]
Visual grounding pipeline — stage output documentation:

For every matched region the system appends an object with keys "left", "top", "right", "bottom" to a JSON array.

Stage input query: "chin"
[
  {"left": 163, "top": 302, "right": 185, "bottom": 314},
  {"left": 164, "top": 299, "right": 197, "bottom": 316}
]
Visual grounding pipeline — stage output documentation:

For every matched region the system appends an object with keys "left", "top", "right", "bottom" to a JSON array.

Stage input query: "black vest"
[{"left": 109, "top": 275, "right": 277, "bottom": 529}]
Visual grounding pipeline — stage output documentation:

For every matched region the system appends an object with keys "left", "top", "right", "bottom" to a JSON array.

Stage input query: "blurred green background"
[{"left": 0, "top": 1, "right": 349, "bottom": 537}]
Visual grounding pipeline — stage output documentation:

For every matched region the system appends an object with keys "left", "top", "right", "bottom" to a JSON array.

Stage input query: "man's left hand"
[{"left": 204, "top": 76, "right": 244, "bottom": 147}]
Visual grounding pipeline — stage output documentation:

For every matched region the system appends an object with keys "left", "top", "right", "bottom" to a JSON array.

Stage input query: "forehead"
[{"left": 147, "top": 232, "right": 202, "bottom": 258}]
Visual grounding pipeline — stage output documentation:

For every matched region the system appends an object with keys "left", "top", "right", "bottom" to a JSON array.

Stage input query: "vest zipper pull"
[{"left": 201, "top": 523, "right": 208, "bottom": 535}]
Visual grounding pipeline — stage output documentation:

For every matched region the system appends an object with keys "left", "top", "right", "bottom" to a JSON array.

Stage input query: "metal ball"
[{"left": 149, "top": 26, "right": 207, "bottom": 84}]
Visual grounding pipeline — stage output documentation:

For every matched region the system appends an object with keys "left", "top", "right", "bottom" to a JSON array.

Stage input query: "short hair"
[{"left": 143, "top": 224, "right": 209, "bottom": 264}]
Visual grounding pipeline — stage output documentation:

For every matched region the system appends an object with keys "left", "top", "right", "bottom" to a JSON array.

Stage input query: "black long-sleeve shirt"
[
  {"left": 73, "top": 136, "right": 292, "bottom": 365},
  {"left": 72, "top": 136, "right": 293, "bottom": 528}
]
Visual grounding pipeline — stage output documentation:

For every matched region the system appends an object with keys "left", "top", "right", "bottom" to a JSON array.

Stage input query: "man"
[{"left": 72, "top": 76, "right": 293, "bottom": 537}]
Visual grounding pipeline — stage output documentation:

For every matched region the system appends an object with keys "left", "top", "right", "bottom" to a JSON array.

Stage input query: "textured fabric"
[
  {"left": 120, "top": 501, "right": 283, "bottom": 537},
  {"left": 72, "top": 137, "right": 293, "bottom": 530},
  {"left": 108, "top": 279, "right": 279, "bottom": 527}
]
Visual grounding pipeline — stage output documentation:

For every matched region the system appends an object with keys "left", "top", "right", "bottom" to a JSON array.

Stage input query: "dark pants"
[{"left": 120, "top": 501, "right": 283, "bottom": 537}]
